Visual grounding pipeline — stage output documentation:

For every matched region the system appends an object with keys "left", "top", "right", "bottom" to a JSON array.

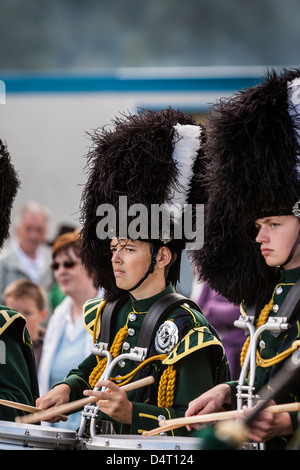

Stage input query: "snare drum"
[
  {"left": 83, "top": 434, "right": 201, "bottom": 450},
  {"left": 0, "top": 420, "right": 81, "bottom": 450}
]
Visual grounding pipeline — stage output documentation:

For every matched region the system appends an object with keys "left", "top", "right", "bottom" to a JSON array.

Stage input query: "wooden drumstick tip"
[{"left": 142, "top": 430, "right": 152, "bottom": 438}]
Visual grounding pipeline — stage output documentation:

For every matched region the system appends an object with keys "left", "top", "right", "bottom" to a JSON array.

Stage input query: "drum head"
[
  {"left": 0, "top": 420, "right": 80, "bottom": 450},
  {"left": 84, "top": 434, "right": 201, "bottom": 450}
]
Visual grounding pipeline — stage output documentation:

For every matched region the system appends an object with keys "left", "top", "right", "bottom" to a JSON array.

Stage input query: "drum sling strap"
[
  {"left": 136, "top": 293, "right": 200, "bottom": 351},
  {"left": 98, "top": 294, "right": 129, "bottom": 347},
  {"left": 99, "top": 292, "right": 200, "bottom": 352}
]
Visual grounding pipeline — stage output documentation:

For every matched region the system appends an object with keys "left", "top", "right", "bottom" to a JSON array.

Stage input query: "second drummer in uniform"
[{"left": 185, "top": 69, "right": 300, "bottom": 449}]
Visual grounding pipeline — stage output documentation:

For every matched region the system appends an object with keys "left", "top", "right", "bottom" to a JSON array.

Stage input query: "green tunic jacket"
[
  {"left": 229, "top": 267, "right": 300, "bottom": 433},
  {"left": 0, "top": 306, "right": 39, "bottom": 421},
  {"left": 61, "top": 283, "right": 230, "bottom": 436}
]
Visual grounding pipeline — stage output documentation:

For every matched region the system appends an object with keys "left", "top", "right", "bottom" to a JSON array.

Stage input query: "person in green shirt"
[
  {"left": 0, "top": 140, "right": 39, "bottom": 421},
  {"left": 185, "top": 68, "right": 300, "bottom": 449},
  {"left": 36, "top": 107, "right": 230, "bottom": 437}
]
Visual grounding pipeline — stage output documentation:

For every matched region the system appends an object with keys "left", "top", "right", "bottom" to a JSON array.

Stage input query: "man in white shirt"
[{"left": 0, "top": 201, "right": 52, "bottom": 303}]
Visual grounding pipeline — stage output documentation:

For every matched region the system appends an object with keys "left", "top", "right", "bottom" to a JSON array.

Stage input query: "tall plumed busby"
[
  {"left": 0, "top": 140, "right": 20, "bottom": 249},
  {"left": 190, "top": 68, "right": 300, "bottom": 311},
  {"left": 80, "top": 108, "right": 206, "bottom": 301}
]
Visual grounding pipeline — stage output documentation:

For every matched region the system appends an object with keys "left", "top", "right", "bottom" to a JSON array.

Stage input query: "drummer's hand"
[
  {"left": 241, "top": 400, "right": 294, "bottom": 443},
  {"left": 36, "top": 384, "right": 71, "bottom": 422},
  {"left": 185, "top": 384, "right": 232, "bottom": 431},
  {"left": 83, "top": 380, "right": 133, "bottom": 425}
]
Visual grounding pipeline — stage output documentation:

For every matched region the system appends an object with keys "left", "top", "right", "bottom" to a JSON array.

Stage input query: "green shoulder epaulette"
[
  {"left": 162, "top": 325, "right": 225, "bottom": 365},
  {"left": 83, "top": 298, "right": 105, "bottom": 338},
  {"left": 0, "top": 307, "right": 26, "bottom": 338}
]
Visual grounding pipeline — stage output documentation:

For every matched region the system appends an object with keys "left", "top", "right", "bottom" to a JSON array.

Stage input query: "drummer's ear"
[{"left": 156, "top": 246, "right": 172, "bottom": 267}]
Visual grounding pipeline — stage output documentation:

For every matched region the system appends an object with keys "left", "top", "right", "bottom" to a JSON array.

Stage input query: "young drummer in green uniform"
[
  {"left": 37, "top": 108, "right": 230, "bottom": 436},
  {"left": 186, "top": 69, "right": 300, "bottom": 448},
  {"left": 0, "top": 140, "right": 39, "bottom": 420}
]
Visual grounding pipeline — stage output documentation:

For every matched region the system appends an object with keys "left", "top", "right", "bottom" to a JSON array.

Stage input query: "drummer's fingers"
[
  {"left": 83, "top": 389, "right": 103, "bottom": 399},
  {"left": 83, "top": 381, "right": 126, "bottom": 407},
  {"left": 186, "top": 423, "right": 201, "bottom": 432},
  {"left": 83, "top": 389, "right": 115, "bottom": 402},
  {"left": 36, "top": 396, "right": 58, "bottom": 410},
  {"left": 94, "top": 380, "right": 122, "bottom": 393},
  {"left": 47, "top": 416, "right": 62, "bottom": 423}
]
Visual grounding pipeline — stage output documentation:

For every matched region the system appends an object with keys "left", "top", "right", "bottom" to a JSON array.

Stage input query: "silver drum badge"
[{"left": 155, "top": 320, "right": 179, "bottom": 354}]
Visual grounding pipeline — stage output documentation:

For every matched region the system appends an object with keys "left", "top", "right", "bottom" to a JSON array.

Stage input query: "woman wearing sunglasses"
[{"left": 38, "top": 229, "right": 102, "bottom": 430}]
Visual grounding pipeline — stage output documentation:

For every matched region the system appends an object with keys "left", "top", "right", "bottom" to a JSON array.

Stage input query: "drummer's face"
[
  {"left": 255, "top": 215, "right": 300, "bottom": 269},
  {"left": 110, "top": 238, "right": 152, "bottom": 290}
]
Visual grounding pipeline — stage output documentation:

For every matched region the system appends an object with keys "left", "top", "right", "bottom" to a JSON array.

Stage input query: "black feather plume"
[
  {"left": 80, "top": 108, "right": 205, "bottom": 301},
  {"left": 191, "top": 68, "right": 300, "bottom": 308}
]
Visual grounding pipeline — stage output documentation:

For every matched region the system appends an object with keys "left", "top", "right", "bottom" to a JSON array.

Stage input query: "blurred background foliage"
[{"left": 0, "top": 0, "right": 299, "bottom": 71}]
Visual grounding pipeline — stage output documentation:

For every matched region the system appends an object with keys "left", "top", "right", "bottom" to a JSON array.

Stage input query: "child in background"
[{"left": 4, "top": 279, "right": 47, "bottom": 367}]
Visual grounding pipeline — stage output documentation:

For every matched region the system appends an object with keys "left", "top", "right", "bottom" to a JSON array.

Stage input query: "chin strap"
[{"left": 127, "top": 245, "right": 159, "bottom": 292}]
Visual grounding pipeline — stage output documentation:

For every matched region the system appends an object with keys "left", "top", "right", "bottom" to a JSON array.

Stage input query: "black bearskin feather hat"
[
  {"left": 190, "top": 68, "right": 300, "bottom": 310},
  {"left": 80, "top": 108, "right": 206, "bottom": 301},
  {"left": 0, "top": 140, "right": 20, "bottom": 249}
]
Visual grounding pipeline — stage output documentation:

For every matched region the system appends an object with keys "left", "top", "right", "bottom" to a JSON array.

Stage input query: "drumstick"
[
  {"left": 0, "top": 399, "right": 68, "bottom": 422},
  {"left": 142, "top": 402, "right": 300, "bottom": 437},
  {"left": 16, "top": 375, "right": 155, "bottom": 424}
]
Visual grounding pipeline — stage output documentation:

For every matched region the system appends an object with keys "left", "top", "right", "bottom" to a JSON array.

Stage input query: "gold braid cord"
[
  {"left": 89, "top": 325, "right": 129, "bottom": 388},
  {"left": 89, "top": 324, "right": 176, "bottom": 406},
  {"left": 157, "top": 364, "right": 176, "bottom": 408},
  {"left": 240, "top": 298, "right": 274, "bottom": 367},
  {"left": 240, "top": 297, "right": 300, "bottom": 369}
]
